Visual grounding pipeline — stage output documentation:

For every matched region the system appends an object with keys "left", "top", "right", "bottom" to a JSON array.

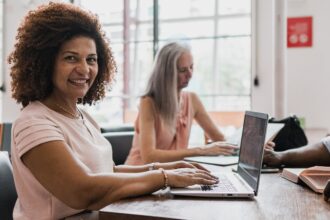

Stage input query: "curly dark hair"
[{"left": 8, "top": 2, "right": 117, "bottom": 107}]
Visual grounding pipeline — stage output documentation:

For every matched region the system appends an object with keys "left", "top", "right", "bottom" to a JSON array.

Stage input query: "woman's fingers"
[
  {"left": 187, "top": 170, "right": 219, "bottom": 184},
  {"left": 169, "top": 168, "right": 221, "bottom": 187},
  {"left": 212, "top": 142, "right": 239, "bottom": 149},
  {"left": 196, "top": 172, "right": 218, "bottom": 181},
  {"left": 193, "top": 177, "right": 218, "bottom": 185},
  {"left": 179, "top": 168, "right": 214, "bottom": 177},
  {"left": 190, "top": 162, "right": 210, "bottom": 172},
  {"left": 215, "top": 146, "right": 237, "bottom": 155},
  {"left": 202, "top": 146, "right": 236, "bottom": 156}
]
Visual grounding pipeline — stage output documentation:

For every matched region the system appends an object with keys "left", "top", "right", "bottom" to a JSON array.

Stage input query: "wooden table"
[{"left": 99, "top": 166, "right": 330, "bottom": 220}]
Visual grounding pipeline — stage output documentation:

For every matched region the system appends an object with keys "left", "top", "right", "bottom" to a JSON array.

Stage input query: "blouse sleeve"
[{"left": 13, "top": 117, "right": 65, "bottom": 158}]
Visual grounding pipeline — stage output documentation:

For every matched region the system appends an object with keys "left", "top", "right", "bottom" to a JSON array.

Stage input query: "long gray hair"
[{"left": 144, "top": 42, "right": 191, "bottom": 127}]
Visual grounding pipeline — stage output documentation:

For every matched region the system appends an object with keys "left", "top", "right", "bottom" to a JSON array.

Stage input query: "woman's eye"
[
  {"left": 87, "top": 57, "right": 97, "bottom": 64},
  {"left": 64, "top": 56, "right": 76, "bottom": 61}
]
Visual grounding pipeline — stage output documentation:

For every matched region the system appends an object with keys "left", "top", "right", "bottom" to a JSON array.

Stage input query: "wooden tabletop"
[{"left": 99, "top": 167, "right": 330, "bottom": 220}]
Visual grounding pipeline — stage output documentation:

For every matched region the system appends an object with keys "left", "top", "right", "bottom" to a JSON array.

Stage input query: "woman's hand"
[
  {"left": 166, "top": 168, "right": 218, "bottom": 188},
  {"left": 263, "top": 141, "right": 284, "bottom": 167},
  {"left": 155, "top": 161, "right": 210, "bottom": 172},
  {"left": 199, "top": 142, "right": 239, "bottom": 156}
]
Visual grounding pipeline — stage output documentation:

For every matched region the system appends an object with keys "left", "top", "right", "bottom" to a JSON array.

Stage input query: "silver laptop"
[{"left": 170, "top": 111, "right": 268, "bottom": 198}]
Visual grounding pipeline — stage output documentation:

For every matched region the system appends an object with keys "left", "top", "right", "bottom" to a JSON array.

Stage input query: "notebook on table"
[
  {"left": 184, "top": 122, "right": 283, "bottom": 166},
  {"left": 170, "top": 111, "right": 268, "bottom": 198}
]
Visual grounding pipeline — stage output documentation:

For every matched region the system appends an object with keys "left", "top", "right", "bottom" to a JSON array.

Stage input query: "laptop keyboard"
[{"left": 201, "top": 174, "right": 237, "bottom": 192}]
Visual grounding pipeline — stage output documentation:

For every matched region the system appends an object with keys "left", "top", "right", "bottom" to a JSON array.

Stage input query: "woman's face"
[
  {"left": 177, "top": 52, "right": 193, "bottom": 90},
  {"left": 52, "top": 36, "right": 98, "bottom": 100}
]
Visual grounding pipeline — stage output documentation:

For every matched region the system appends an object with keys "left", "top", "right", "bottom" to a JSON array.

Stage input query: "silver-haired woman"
[{"left": 126, "top": 42, "right": 238, "bottom": 165}]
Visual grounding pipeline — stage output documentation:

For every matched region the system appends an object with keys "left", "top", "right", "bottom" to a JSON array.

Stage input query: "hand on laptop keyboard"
[
  {"left": 166, "top": 168, "right": 219, "bottom": 188},
  {"left": 201, "top": 142, "right": 239, "bottom": 156},
  {"left": 201, "top": 174, "right": 237, "bottom": 192}
]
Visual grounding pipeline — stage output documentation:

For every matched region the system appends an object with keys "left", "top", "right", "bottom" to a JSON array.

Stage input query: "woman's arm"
[
  {"left": 114, "top": 161, "right": 211, "bottom": 173},
  {"left": 190, "top": 92, "right": 225, "bottom": 142},
  {"left": 138, "top": 97, "right": 236, "bottom": 163},
  {"left": 22, "top": 141, "right": 218, "bottom": 211},
  {"left": 114, "top": 164, "right": 150, "bottom": 173}
]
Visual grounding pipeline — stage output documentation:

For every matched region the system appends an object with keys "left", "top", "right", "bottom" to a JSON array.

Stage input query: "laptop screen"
[{"left": 237, "top": 111, "right": 268, "bottom": 195}]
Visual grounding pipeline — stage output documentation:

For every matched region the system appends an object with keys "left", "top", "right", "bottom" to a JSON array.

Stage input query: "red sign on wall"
[{"left": 287, "top": 16, "right": 313, "bottom": 48}]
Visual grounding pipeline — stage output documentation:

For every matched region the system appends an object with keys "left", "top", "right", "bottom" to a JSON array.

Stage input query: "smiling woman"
[
  {"left": 8, "top": 2, "right": 219, "bottom": 219},
  {"left": 49, "top": 36, "right": 99, "bottom": 118}
]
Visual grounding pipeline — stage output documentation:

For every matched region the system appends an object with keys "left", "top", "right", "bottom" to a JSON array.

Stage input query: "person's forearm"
[
  {"left": 141, "top": 148, "right": 201, "bottom": 164},
  {"left": 86, "top": 171, "right": 165, "bottom": 210},
  {"left": 281, "top": 142, "right": 330, "bottom": 167},
  {"left": 114, "top": 164, "right": 150, "bottom": 173},
  {"left": 201, "top": 122, "right": 226, "bottom": 142},
  {"left": 207, "top": 130, "right": 225, "bottom": 142}
]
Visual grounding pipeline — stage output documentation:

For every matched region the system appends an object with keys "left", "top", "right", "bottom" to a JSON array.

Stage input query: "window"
[{"left": 77, "top": 0, "right": 252, "bottom": 127}]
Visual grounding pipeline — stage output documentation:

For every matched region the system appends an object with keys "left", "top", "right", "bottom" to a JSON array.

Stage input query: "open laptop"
[
  {"left": 184, "top": 122, "right": 283, "bottom": 166},
  {"left": 170, "top": 111, "right": 268, "bottom": 198}
]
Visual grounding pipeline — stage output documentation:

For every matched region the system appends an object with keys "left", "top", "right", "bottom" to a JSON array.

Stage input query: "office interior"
[
  {"left": 1, "top": 0, "right": 329, "bottom": 136},
  {"left": 1, "top": 1, "right": 330, "bottom": 219}
]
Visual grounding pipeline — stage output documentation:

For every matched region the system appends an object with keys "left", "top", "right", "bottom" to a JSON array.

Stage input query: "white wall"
[
  {"left": 2, "top": 0, "right": 47, "bottom": 122},
  {"left": 252, "top": 0, "right": 287, "bottom": 118},
  {"left": 252, "top": 0, "right": 276, "bottom": 116},
  {"left": 253, "top": 0, "right": 330, "bottom": 131},
  {"left": 286, "top": 0, "right": 330, "bottom": 130}
]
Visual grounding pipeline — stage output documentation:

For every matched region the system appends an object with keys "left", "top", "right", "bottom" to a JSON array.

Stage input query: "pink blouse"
[
  {"left": 125, "top": 91, "right": 194, "bottom": 165},
  {"left": 11, "top": 101, "right": 113, "bottom": 220}
]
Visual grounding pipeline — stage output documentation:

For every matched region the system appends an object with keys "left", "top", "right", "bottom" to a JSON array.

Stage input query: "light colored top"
[
  {"left": 321, "top": 136, "right": 330, "bottom": 153},
  {"left": 11, "top": 101, "right": 113, "bottom": 220},
  {"left": 125, "top": 91, "right": 194, "bottom": 165}
]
